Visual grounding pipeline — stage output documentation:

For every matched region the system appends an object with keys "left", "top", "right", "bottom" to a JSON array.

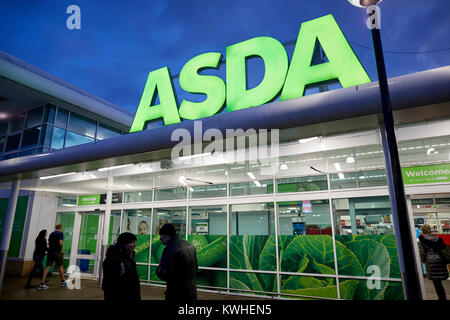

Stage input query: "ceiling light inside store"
[
  {"left": 247, "top": 172, "right": 256, "bottom": 180},
  {"left": 179, "top": 152, "right": 211, "bottom": 161},
  {"left": 280, "top": 164, "right": 288, "bottom": 170},
  {"left": 338, "top": 173, "right": 345, "bottom": 179},
  {"left": 298, "top": 137, "right": 319, "bottom": 144},
  {"left": 334, "top": 163, "right": 342, "bottom": 171},
  {"left": 346, "top": 156, "right": 355, "bottom": 164},
  {"left": 179, "top": 176, "right": 187, "bottom": 185},
  {"left": 254, "top": 181, "right": 262, "bottom": 187},
  {"left": 40, "top": 172, "right": 77, "bottom": 180},
  {"left": 98, "top": 164, "right": 134, "bottom": 171}
]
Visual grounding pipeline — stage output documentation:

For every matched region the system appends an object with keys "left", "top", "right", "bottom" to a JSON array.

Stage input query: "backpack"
[{"left": 439, "top": 245, "right": 450, "bottom": 264}]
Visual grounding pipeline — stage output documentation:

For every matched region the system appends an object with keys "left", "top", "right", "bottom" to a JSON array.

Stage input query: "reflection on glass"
[
  {"left": 68, "top": 112, "right": 96, "bottom": 138},
  {"left": 277, "top": 175, "right": 328, "bottom": 193},
  {"left": 21, "top": 126, "right": 42, "bottom": 150},
  {"left": 122, "top": 209, "right": 151, "bottom": 263},
  {"left": 57, "top": 195, "right": 77, "bottom": 207},
  {"left": 278, "top": 200, "right": 331, "bottom": 235},
  {"left": 332, "top": 196, "right": 393, "bottom": 236},
  {"left": 189, "top": 184, "right": 226, "bottom": 199},
  {"left": 188, "top": 205, "right": 227, "bottom": 268},
  {"left": 65, "top": 131, "right": 94, "bottom": 147},
  {"left": 43, "top": 104, "right": 56, "bottom": 124},
  {"left": 55, "top": 212, "right": 75, "bottom": 264},
  {"left": 154, "top": 187, "right": 186, "bottom": 201},
  {"left": 108, "top": 210, "right": 121, "bottom": 245},
  {"left": 124, "top": 190, "right": 153, "bottom": 203},
  {"left": 151, "top": 207, "right": 186, "bottom": 264},
  {"left": 230, "top": 180, "right": 273, "bottom": 196},
  {"left": 9, "top": 113, "right": 25, "bottom": 133},
  {"left": 51, "top": 127, "right": 65, "bottom": 149},
  {"left": 55, "top": 108, "right": 68, "bottom": 128},
  {"left": 25, "top": 107, "right": 43, "bottom": 128},
  {"left": 97, "top": 124, "right": 120, "bottom": 140},
  {"left": 330, "top": 169, "right": 387, "bottom": 190}
]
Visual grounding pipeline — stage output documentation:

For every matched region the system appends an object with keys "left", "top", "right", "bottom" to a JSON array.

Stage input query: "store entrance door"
[{"left": 69, "top": 210, "right": 105, "bottom": 278}]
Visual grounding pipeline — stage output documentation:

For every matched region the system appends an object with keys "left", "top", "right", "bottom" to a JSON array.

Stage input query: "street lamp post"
[{"left": 348, "top": 0, "right": 423, "bottom": 300}]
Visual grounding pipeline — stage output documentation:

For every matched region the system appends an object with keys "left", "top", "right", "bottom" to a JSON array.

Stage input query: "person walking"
[
  {"left": 418, "top": 224, "right": 448, "bottom": 300},
  {"left": 156, "top": 223, "right": 198, "bottom": 302},
  {"left": 24, "top": 230, "right": 48, "bottom": 289},
  {"left": 102, "top": 232, "right": 141, "bottom": 300},
  {"left": 38, "top": 224, "right": 67, "bottom": 290}
]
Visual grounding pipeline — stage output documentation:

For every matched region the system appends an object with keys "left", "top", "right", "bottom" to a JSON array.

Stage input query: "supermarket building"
[{"left": 1, "top": 15, "right": 450, "bottom": 300}]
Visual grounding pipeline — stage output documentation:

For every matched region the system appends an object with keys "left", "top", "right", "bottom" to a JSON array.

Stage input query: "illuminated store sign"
[{"left": 130, "top": 14, "right": 371, "bottom": 132}]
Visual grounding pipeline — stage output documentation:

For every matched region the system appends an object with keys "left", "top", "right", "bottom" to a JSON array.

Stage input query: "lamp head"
[{"left": 348, "top": 0, "right": 382, "bottom": 8}]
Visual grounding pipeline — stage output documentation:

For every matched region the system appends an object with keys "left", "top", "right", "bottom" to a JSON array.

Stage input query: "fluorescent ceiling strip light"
[
  {"left": 298, "top": 137, "right": 319, "bottom": 144},
  {"left": 40, "top": 172, "right": 76, "bottom": 180},
  {"left": 246, "top": 172, "right": 256, "bottom": 180},
  {"left": 254, "top": 180, "right": 262, "bottom": 187},
  {"left": 334, "top": 163, "right": 342, "bottom": 171},
  {"left": 338, "top": 173, "right": 345, "bottom": 180},
  {"left": 98, "top": 164, "right": 134, "bottom": 172}
]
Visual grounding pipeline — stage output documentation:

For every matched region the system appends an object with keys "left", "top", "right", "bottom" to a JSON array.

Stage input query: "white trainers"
[
  {"left": 38, "top": 284, "right": 48, "bottom": 290},
  {"left": 61, "top": 280, "right": 68, "bottom": 287}
]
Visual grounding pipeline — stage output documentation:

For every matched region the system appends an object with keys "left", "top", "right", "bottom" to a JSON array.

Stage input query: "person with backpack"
[
  {"left": 24, "top": 230, "right": 48, "bottom": 289},
  {"left": 418, "top": 224, "right": 449, "bottom": 300}
]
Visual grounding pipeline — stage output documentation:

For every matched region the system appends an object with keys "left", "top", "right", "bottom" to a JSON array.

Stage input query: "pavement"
[{"left": 0, "top": 275, "right": 449, "bottom": 300}]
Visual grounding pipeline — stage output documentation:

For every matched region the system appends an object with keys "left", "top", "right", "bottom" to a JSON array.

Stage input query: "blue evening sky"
[{"left": 1, "top": 0, "right": 449, "bottom": 115}]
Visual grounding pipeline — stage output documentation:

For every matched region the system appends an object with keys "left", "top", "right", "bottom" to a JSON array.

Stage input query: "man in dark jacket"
[
  {"left": 102, "top": 232, "right": 141, "bottom": 300},
  {"left": 418, "top": 224, "right": 448, "bottom": 300},
  {"left": 156, "top": 223, "right": 198, "bottom": 301}
]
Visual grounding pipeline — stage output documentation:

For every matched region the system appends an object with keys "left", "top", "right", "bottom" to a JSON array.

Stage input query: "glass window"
[
  {"left": 0, "top": 137, "right": 4, "bottom": 155},
  {"left": 280, "top": 276, "right": 337, "bottom": 299},
  {"left": 108, "top": 210, "right": 122, "bottom": 245},
  {"left": 338, "top": 279, "right": 404, "bottom": 300},
  {"left": 55, "top": 212, "right": 75, "bottom": 268},
  {"left": 122, "top": 209, "right": 151, "bottom": 263},
  {"left": 152, "top": 207, "right": 186, "bottom": 264},
  {"left": 43, "top": 104, "right": 56, "bottom": 124},
  {"left": 230, "top": 180, "right": 273, "bottom": 196},
  {"left": 188, "top": 205, "right": 227, "bottom": 268},
  {"left": 21, "top": 126, "right": 42, "bottom": 150},
  {"left": 189, "top": 184, "right": 227, "bottom": 199},
  {"left": 68, "top": 112, "right": 96, "bottom": 138},
  {"left": 51, "top": 127, "right": 65, "bottom": 149},
  {"left": 19, "top": 149, "right": 39, "bottom": 157},
  {"left": 332, "top": 196, "right": 393, "bottom": 236},
  {"left": 0, "top": 117, "right": 8, "bottom": 136},
  {"left": 57, "top": 195, "right": 78, "bottom": 207},
  {"left": 5, "top": 133, "right": 21, "bottom": 152},
  {"left": 154, "top": 187, "right": 187, "bottom": 201},
  {"left": 41, "top": 125, "right": 53, "bottom": 147},
  {"left": 277, "top": 175, "right": 328, "bottom": 193},
  {"left": 97, "top": 124, "right": 120, "bottom": 140},
  {"left": 124, "top": 190, "right": 153, "bottom": 203},
  {"left": 3, "top": 152, "right": 18, "bottom": 159},
  {"left": 25, "top": 106, "right": 43, "bottom": 128},
  {"left": 55, "top": 108, "right": 68, "bottom": 128},
  {"left": 65, "top": 131, "right": 94, "bottom": 147},
  {"left": 330, "top": 169, "right": 387, "bottom": 190},
  {"left": 230, "top": 203, "right": 275, "bottom": 272},
  {"left": 230, "top": 271, "right": 277, "bottom": 295},
  {"left": 8, "top": 113, "right": 25, "bottom": 133}
]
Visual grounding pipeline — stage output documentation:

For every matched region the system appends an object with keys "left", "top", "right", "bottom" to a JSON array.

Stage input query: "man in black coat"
[
  {"left": 102, "top": 232, "right": 141, "bottom": 300},
  {"left": 156, "top": 223, "right": 198, "bottom": 301}
]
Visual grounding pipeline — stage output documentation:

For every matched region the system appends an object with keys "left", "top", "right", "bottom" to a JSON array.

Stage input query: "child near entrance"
[{"left": 38, "top": 224, "right": 68, "bottom": 290}]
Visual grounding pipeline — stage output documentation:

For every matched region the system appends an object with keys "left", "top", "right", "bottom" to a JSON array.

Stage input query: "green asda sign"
[
  {"left": 402, "top": 164, "right": 450, "bottom": 185},
  {"left": 130, "top": 14, "right": 371, "bottom": 132},
  {"left": 78, "top": 195, "right": 100, "bottom": 206}
]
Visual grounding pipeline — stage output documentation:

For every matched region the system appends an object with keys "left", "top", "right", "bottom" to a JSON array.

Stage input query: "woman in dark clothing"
[
  {"left": 102, "top": 232, "right": 141, "bottom": 300},
  {"left": 418, "top": 224, "right": 448, "bottom": 300},
  {"left": 25, "top": 230, "right": 48, "bottom": 289}
]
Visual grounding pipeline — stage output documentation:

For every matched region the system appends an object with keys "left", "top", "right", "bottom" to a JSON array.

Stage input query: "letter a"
[
  {"left": 281, "top": 14, "right": 370, "bottom": 100},
  {"left": 130, "top": 67, "right": 181, "bottom": 132}
]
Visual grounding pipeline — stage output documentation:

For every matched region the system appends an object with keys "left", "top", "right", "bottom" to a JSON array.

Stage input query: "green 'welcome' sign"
[
  {"left": 130, "top": 14, "right": 371, "bottom": 132},
  {"left": 402, "top": 164, "right": 450, "bottom": 185},
  {"left": 78, "top": 195, "right": 100, "bottom": 206}
]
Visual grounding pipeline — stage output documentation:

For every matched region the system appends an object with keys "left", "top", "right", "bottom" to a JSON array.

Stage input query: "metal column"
[{"left": 0, "top": 179, "right": 21, "bottom": 294}]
